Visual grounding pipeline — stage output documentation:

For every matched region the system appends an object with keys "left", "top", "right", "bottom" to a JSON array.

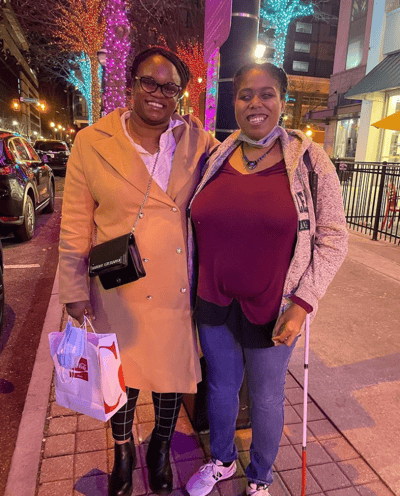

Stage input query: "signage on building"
[
  {"left": 20, "top": 97, "right": 39, "bottom": 104},
  {"left": 204, "top": 0, "right": 232, "bottom": 63}
]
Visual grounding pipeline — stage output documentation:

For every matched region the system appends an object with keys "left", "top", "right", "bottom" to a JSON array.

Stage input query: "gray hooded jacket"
[{"left": 187, "top": 128, "right": 348, "bottom": 324}]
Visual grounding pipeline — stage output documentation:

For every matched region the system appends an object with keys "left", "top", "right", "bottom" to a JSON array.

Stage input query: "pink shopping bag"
[{"left": 48, "top": 318, "right": 127, "bottom": 421}]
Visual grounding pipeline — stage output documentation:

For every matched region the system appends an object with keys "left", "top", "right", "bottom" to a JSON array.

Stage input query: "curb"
[{"left": 4, "top": 266, "right": 62, "bottom": 496}]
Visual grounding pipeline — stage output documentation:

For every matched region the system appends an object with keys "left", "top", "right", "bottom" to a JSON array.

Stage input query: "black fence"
[{"left": 333, "top": 159, "right": 400, "bottom": 244}]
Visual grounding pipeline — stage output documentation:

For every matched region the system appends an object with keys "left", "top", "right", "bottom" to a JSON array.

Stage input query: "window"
[
  {"left": 351, "top": 0, "right": 367, "bottom": 21},
  {"left": 292, "top": 61, "right": 309, "bottom": 72},
  {"left": 24, "top": 141, "right": 40, "bottom": 161},
  {"left": 294, "top": 41, "right": 311, "bottom": 53},
  {"left": 334, "top": 119, "right": 359, "bottom": 158},
  {"left": 346, "top": 0, "right": 368, "bottom": 69},
  {"left": 296, "top": 22, "right": 312, "bottom": 34},
  {"left": 10, "top": 138, "right": 30, "bottom": 161}
]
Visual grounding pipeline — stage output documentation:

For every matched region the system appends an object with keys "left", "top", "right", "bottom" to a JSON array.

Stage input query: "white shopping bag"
[{"left": 48, "top": 317, "right": 128, "bottom": 421}]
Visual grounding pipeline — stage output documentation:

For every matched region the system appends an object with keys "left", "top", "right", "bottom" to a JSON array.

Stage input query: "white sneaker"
[
  {"left": 246, "top": 482, "right": 271, "bottom": 495},
  {"left": 186, "top": 459, "right": 237, "bottom": 496}
]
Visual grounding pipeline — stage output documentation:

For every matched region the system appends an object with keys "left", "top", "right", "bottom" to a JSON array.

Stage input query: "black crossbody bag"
[{"left": 88, "top": 148, "right": 160, "bottom": 290}]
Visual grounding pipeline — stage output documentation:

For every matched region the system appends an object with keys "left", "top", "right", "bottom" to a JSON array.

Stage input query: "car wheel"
[
  {"left": 43, "top": 181, "right": 55, "bottom": 214},
  {"left": 14, "top": 195, "right": 35, "bottom": 242},
  {"left": 0, "top": 266, "right": 4, "bottom": 332}
]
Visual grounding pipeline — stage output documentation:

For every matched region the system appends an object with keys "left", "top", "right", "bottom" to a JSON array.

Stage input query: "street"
[{"left": 0, "top": 176, "right": 64, "bottom": 493}]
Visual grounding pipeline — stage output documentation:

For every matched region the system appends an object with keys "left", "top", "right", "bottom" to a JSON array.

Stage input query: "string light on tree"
[
  {"left": 205, "top": 48, "right": 219, "bottom": 135},
  {"left": 176, "top": 40, "right": 207, "bottom": 117},
  {"left": 54, "top": 0, "right": 106, "bottom": 122},
  {"left": 260, "top": 0, "right": 314, "bottom": 67},
  {"left": 67, "top": 53, "right": 93, "bottom": 124},
  {"left": 103, "top": 0, "right": 130, "bottom": 114}
]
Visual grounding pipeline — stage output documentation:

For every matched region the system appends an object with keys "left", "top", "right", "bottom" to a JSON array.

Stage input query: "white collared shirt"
[{"left": 121, "top": 111, "right": 183, "bottom": 192}]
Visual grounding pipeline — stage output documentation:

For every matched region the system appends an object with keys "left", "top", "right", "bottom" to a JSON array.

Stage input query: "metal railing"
[{"left": 333, "top": 159, "right": 400, "bottom": 244}]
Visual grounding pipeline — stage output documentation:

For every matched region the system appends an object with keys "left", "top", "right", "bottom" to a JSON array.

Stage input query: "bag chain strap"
[
  {"left": 132, "top": 147, "right": 161, "bottom": 233},
  {"left": 93, "top": 147, "right": 161, "bottom": 245}
]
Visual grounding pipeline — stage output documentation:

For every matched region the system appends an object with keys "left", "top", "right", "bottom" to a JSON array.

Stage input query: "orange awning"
[{"left": 372, "top": 110, "right": 400, "bottom": 131}]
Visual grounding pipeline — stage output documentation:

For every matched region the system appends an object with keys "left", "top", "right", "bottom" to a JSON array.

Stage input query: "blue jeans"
[{"left": 198, "top": 321, "right": 297, "bottom": 486}]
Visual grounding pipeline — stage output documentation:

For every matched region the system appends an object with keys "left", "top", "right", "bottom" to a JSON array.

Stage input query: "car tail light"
[
  {"left": 0, "top": 166, "right": 13, "bottom": 175},
  {"left": 0, "top": 216, "right": 19, "bottom": 222}
]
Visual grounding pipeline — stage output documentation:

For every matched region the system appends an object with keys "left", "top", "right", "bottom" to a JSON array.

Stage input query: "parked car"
[
  {"left": 34, "top": 139, "right": 70, "bottom": 175},
  {"left": 0, "top": 131, "right": 55, "bottom": 242}
]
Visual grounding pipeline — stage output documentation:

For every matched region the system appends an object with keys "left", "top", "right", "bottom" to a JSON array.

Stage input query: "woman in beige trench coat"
[{"left": 58, "top": 47, "right": 217, "bottom": 496}]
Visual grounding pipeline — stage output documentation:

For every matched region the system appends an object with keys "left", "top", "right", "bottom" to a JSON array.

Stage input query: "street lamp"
[
  {"left": 255, "top": 43, "right": 267, "bottom": 61},
  {"left": 50, "top": 122, "right": 55, "bottom": 128},
  {"left": 12, "top": 120, "right": 18, "bottom": 126}
]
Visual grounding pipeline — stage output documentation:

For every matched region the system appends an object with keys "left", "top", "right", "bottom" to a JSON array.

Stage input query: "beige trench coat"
[{"left": 59, "top": 108, "right": 216, "bottom": 393}]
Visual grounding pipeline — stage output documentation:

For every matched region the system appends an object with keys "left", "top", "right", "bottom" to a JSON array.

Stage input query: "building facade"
[
  {"left": 346, "top": 0, "right": 400, "bottom": 162},
  {"left": 0, "top": 0, "right": 41, "bottom": 138}
]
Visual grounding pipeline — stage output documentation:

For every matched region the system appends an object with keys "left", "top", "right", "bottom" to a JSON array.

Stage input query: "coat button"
[
  {"left": 146, "top": 295, "right": 153, "bottom": 299},
  {"left": 176, "top": 248, "right": 182, "bottom": 254},
  {"left": 139, "top": 213, "right": 144, "bottom": 218},
  {"left": 180, "top": 288, "right": 187, "bottom": 293},
  {"left": 172, "top": 207, "right": 178, "bottom": 212},
  {"left": 143, "top": 258, "right": 149, "bottom": 262}
]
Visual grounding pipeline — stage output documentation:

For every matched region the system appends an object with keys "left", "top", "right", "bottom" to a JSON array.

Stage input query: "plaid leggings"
[{"left": 110, "top": 387, "right": 183, "bottom": 441}]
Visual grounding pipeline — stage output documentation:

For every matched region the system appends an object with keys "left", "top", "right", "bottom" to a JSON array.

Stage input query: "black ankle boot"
[
  {"left": 146, "top": 430, "right": 173, "bottom": 495},
  {"left": 108, "top": 435, "right": 136, "bottom": 496}
]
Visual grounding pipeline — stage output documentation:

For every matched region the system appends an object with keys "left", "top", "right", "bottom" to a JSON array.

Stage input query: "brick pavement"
[{"left": 35, "top": 368, "right": 395, "bottom": 496}]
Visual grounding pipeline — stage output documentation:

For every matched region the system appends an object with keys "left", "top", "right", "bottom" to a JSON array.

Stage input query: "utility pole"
[{"left": 215, "top": 0, "right": 261, "bottom": 142}]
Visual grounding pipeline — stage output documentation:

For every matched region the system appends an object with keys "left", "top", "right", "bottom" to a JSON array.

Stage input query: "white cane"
[{"left": 301, "top": 313, "right": 310, "bottom": 496}]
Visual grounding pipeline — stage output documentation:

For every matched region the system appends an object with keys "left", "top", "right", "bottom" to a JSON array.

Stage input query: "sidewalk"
[{"left": 4, "top": 230, "right": 400, "bottom": 496}]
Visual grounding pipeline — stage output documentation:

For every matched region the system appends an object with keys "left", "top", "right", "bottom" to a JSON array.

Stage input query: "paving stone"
[
  {"left": 279, "top": 467, "right": 323, "bottom": 495},
  {"left": 137, "top": 390, "right": 153, "bottom": 405},
  {"left": 176, "top": 457, "right": 206, "bottom": 487},
  {"left": 293, "top": 402, "right": 326, "bottom": 421},
  {"left": 235, "top": 428, "right": 252, "bottom": 451},
  {"left": 50, "top": 402, "right": 77, "bottom": 417},
  {"left": 44, "top": 433, "right": 75, "bottom": 458},
  {"left": 320, "top": 438, "right": 360, "bottom": 462},
  {"left": 338, "top": 459, "right": 379, "bottom": 485},
  {"left": 131, "top": 467, "right": 148, "bottom": 495},
  {"left": 309, "top": 462, "right": 352, "bottom": 492},
  {"left": 279, "top": 433, "right": 290, "bottom": 446},
  {"left": 285, "top": 373, "right": 299, "bottom": 389},
  {"left": 285, "top": 404, "right": 303, "bottom": 424},
  {"left": 268, "top": 478, "right": 291, "bottom": 496},
  {"left": 308, "top": 420, "right": 342, "bottom": 441},
  {"left": 73, "top": 473, "right": 108, "bottom": 495},
  {"left": 40, "top": 455, "right": 74, "bottom": 483},
  {"left": 325, "top": 488, "right": 360, "bottom": 495},
  {"left": 37, "top": 479, "right": 74, "bottom": 496},
  {"left": 239, "top": 450, "right": 250, "bottom": 472},
  {"left": 198, "top": 433, "right": 212, "bottom": 457},
  {"left": 293, "top": 441, "right": 333, "bottom": 465},
  {"left": 136, "top": 403, "right": 155, "bottom": 423},
  {"left": 274, "top": 444, "right": 302, "bottom": 471},
  {"left": 171, "top": 432, "right": 205, "bottom": 462},
  {"left": 175, "top": 416, "right": 196, "bottom": 436},
  {"left": 48, "top": 416, "right": 78, "bottom": 436},
  {"left": 137, "top": 421, "right": 154, "bottom": 443},
  {"left": 355, "top": 481, "right": 397, "bottom": 495},
  {"left": 283, "top": 423, "right": 314, "bottom": 445},
  {"left": 218, "top": 476, "right": 247, "bottom": 496},
  {"left": 74, "top": 450, "right": 107, "bottom": 478},
  {"left": 76, "top": 429, "right": 107, "bottom": 453},
  {"left": 77, "top": 415, "right": 107, "bottom": 431},
  {"left": 285, "top": 387, "right": 312, "bottom": 405}
]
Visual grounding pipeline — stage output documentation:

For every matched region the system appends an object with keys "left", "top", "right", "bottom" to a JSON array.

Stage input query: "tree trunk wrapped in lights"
[
  {"left": 260, "top": 0, "right": 314, "bottom": 67},
  {"left": 103, "top": 0, "right": 130, "bottom": 114},
  {"left": 54, "top": 0, "right": 106, "bottom": 123}
]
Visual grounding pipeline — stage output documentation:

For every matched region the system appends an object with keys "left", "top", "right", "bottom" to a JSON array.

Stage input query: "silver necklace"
[{"left": 241, "top": 141, "right": 275, "bottom": 170}]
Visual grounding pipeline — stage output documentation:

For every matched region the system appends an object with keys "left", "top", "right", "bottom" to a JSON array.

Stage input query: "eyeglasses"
[{"left": 135, "top": 76, "right": 181, "bottom": 98}]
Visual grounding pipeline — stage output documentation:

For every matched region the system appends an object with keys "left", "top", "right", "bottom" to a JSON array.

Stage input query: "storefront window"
[
  {"left": 334, "top": 118, "right": 359, "bottom": 158},
  {"left": 381, "top": 93, "right": 400, "bottom": 163}
]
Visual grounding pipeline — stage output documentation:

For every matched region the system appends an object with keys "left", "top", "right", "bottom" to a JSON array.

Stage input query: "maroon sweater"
[{"left": 191, "top": 158, "right": 310, "bottom": 328}]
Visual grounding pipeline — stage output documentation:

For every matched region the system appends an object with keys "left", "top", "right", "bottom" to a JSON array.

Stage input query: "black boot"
[
  {"left": 146, "top": 430, "right": 173, "bottom": 495},
  {"left": 108, "top": 434, "right": 136, "bottom": 496}
]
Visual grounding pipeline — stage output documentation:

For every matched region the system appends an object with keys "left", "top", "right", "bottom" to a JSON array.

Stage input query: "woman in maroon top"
[{"left": 185, "top": 62, "right": 347, "bottom": 496}]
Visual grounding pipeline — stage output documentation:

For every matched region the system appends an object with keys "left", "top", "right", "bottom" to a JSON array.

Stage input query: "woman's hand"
[
  {"left": 272, "top": 301, "right": 307, "bottom": 347},
  {"left": 65, "top": 300, "right": 95, "bottom": 325}
]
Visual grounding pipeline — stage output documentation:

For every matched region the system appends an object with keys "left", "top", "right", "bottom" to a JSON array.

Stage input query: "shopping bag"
[{"left": 48, "top": 317, "right": 127, "bottom": 421}]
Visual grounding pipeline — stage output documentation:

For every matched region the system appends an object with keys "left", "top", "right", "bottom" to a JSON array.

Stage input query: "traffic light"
[{"left": 11, "top": 99, "right": 21, "bottom": 111}]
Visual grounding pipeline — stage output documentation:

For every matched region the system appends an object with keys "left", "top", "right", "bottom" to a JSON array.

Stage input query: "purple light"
[{"left": 103, "top": 0, "right": 130, "bottom": 113}]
